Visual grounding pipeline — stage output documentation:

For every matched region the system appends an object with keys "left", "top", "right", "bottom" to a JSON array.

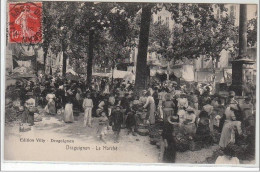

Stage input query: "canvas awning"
[
  {"left": 112, "top": 70, "right": 133, "bottom": 79},
  {"left": 93, "top": 72, "right": 110, "bottom": 78}
]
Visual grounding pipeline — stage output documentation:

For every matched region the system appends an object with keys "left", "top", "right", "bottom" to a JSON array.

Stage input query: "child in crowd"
[
  {"left": 110, "top": 105, "right": 124, "bottom": 143},
  {"left": 97, "top": 111, "right": 109, "bottom": 143},
  {"left": 126, "top": 106, "right": 137, "bottom": 136},
  {"left": 132, "top": 95, "right": 140, "bottom": 111}
]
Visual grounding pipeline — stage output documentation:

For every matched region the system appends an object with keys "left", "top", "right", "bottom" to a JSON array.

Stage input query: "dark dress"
[
  {"left": 120, "top": 97, "right": 130, "bottom": 113},
  {"left": 126, "top": 111, "right": 136, "bottom": 129},
  {"left": 92, "top": 95, "right": 99, "bottom": 117},
  {"left": 19, "top": 87, "right": 27, "bottom": 105},
  {"left": 153, "top": 91, "right": 159, "bottom": 109},
  {"left": 33, "top": 86, "right": 41, "bottom": 105},
  {"left": 162, "top": 124, "right": 176, "bottom": 163},
  {"left": 56, "top": 89, "right": 65, "bottom": 107},
  {"left": 22, "top": 107, "right": 37, "bottom": 125},
  {"left": 111, "top": 110, "right": 123, "bottom": 132},
  {"left": 22, "top": 107, "right": 29, "bottom": 123},
  {"left": 195, "top": 111, "right": 211, "bottom": 142}
]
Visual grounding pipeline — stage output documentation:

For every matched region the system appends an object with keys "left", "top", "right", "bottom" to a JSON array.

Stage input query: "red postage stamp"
[{"left": 9, "top": 2, "right": 42, "bottom": 44}]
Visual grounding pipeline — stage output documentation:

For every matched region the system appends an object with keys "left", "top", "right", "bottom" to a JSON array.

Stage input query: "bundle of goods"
[
  {"left": 5, "top": 106, "right": 23, "bottom": 122},
  {"left": 210, "top": 129, "right": 221, "bottom": 144},
  {"left": 175, "top": 132, "right": 191, "bottom": 152},
  {"left": 205, "top": 143, "right": 254, "bottom": 164},
  {"left": 173, "top": 124, "right": 204, "bottom": 152},
  {"left": 19, "top": 123, "right": 31, "bottom": 132},
  {"left": 149, "top": 123, "right": 163, "bottom": 147},
  {"left": 34, "top": 113, "right": 43, "bottom": 122},
  {"left": 73, "top": 109, "right": 81, "bottom": 120},
  {"left": 136, "top": 124, "right": 149, "bottom": 136},
  {"left": 135, "top": 108, "right": 148, "bottom": 126},
  {"left": 205, "top": 149, "right": 224, "bottom": 164},
  {"left": 193, "top": 134, "right": 214, "bottom": 148}
]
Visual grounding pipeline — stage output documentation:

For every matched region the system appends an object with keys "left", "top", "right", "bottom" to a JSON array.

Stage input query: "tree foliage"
[
  {"left": 247, "top": 18, "right": 257, "bottom": 47},
  {"left": 42, "top": 2, "right": 140, "bottom": 76},
  {"left": 149, "top": 22, "right": 171, "bottom": 61},
  {"left": 167, "top": 4, "right": 236, "bottom": 63}
]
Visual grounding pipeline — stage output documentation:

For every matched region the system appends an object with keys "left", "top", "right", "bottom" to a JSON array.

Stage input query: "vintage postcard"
[{"left": 1, "top": 0, "right": 259, "bottom": 169}]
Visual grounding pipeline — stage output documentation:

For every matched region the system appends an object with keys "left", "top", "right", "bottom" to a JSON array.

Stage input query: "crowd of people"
[{"left": 9, "top": 73, "right": 256, "bottom": 164}]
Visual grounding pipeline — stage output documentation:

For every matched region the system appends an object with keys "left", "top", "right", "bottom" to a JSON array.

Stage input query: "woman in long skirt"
[
  {"left": 162, "top": 93, "right": 175, "bottom": 125},
  {"left": 64, "top": 98, "right": 74, "bottom": 123},
  {"left": 47, "top": 98, "right": 56, "bottom": 115},
  {"left": 219, "top": 121, "right": 242, "bottom": 148},
  {"left": 143, "top": 91, "right": 156, "bottom": 125},
  {"left": 160, "top": 119, "right": 177, "bottom": 163}
]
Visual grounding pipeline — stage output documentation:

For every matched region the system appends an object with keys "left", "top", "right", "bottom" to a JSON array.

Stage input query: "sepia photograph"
[{"left": 2, "top": 0, "right": 259, "bottom": 167}]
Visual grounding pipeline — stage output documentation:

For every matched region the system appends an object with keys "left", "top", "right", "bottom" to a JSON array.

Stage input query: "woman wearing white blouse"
[{"left": 143, "top": 91, "right": 156, "bottom": 125}]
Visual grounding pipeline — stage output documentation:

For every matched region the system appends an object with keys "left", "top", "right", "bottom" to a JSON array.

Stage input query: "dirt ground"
[{"left": 3, "top": 110, "right": 226, "bottom": 164}]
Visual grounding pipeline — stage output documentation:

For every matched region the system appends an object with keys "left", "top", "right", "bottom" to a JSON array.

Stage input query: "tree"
[
  {"left": 166, "top": 4, "right": 236, "bottom": 66},
  {"left": 42, "top": 2, "right": 79, "bottom": 76},
  {"left": 247, "top": 18, "right": 257, "bottom": 47},
  {"left": 134, "top": 4, "right": 153, "bottom": 93},
  {"left": 43, "top": 2, "right": 114, "bottom": 83},
  {"left": 149, "top": 22, "right": 171, "bottom": 56},
  {"left": 62, "top": 2, "right": 139, "bottom": 86},
  {"left": 91, "top": 3, "right": 140, "bottom": 86}
]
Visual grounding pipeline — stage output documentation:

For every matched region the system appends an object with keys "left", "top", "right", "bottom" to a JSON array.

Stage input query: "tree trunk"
[
  {"left": 34, "top": 48, "right": 38, "bottom": 77},
  {"left": 50, "top": 63, "right": 52, "bottom": 75},
  {"left": 134, "top": 4, "right": 152, "bottom": 94},
  {"left": 62, "top": 44, "right": 67, "bottom": 77},
  {"left": 230, "top": 4, "right": 248, "bottom": 96},
  {"left": 43, "top": 48, "right": 47, "bottom": 74},
  {"left": 87, "top": 29, "right": 94, "bottom": 87},
  {"left": 238, "top": 4, "right": 247, "bottom": 58}
]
